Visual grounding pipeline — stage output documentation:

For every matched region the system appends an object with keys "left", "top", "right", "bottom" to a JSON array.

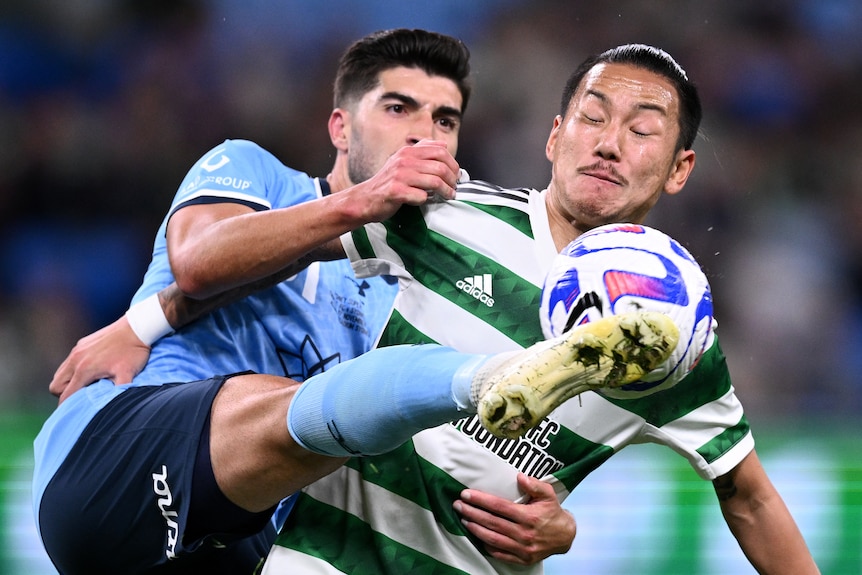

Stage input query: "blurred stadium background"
[{"left": 1, "top": 0, "right": 860, "bottom": 573}]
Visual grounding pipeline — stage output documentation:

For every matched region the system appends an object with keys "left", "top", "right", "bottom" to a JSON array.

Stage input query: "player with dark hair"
[
  {"left": 260, "top": 44, "right": 819, "bottom": 574},
  {"left": 44, "top": 42, "right": 819, "bottom": 575},
  {"left": 37, "top": 26, "right": 596, "bottom": 574}
]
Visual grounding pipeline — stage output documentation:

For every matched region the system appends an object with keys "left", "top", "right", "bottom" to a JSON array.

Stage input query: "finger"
[
  {"left": 48, "top": 359, "right": 74, "bottom": 396},
  {"left": 48, "top": 374, "right": 68, "bottom": 397},
  {"left": 483, "top": 546, "right": 529, "bottom": 566},
  {"left": 412, "top": 138, "right": 448, "bottom": 149},
  {"left": 113, "top": 367, "right": 136, "bottom": 385},
  {"left": 455, "top": 500, "right": 514, "bottom": 534},
  {"left": 459, "top": 489, "right": 522, "bottom": 521},
  {"left": 517, "top": 473, "right": 555, "bottom": 500},
  {"left": 59, "top": 379, "right": 87, "bottom": 404},
  {"left": 458, "top": 514, "right": 529, "bottom": 564},
  {"left": 408, "top": 141, "right": 460, "bottom": 185},
  {"left": 58, "top": 362, "right": 110, "bottom": 403}
]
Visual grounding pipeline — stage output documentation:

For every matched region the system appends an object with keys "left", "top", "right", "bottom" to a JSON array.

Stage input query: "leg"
[
  {"left": 38, "top": 380, "right": 249, "bottom": 574},
  {"left": 211, "top": 312, "right": 679, "bottom": 512},
  {"left": 209, "top": 373, "right": 348, "bottom": 513},
  {"left": 209, "top": 345, "right": 482, "bottom": 512}
]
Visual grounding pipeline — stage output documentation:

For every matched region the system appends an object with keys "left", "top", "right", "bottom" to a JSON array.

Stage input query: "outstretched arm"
[
  {"left": 453, "top": 473, "right": 576, "bottom": 565},
  {"left": 49, "top": 142, "right": 459, "bottom": 402},
  {"left": 48, "top": 247, "right": 341, "bottom": 403},
  {"left": 715, "top": 450, "right": 820, "bottom": 574},
  {"left": 166, "top": 141, "right": 458, "bottom": 300}
]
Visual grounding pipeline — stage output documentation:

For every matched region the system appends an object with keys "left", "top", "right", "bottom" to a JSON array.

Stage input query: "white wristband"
[{"left": 125, "top": 293, "right": 174, "bottom": 346}]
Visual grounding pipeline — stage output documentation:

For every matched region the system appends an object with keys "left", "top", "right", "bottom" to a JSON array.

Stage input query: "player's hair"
[
  {"left": 333, "top": 28, "right": 472, "bottom": 113},
  {"left": 560, "top": 44, "right": 702, "bottom": 151}
]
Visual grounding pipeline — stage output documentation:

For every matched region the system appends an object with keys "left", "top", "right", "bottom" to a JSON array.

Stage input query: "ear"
[
  {"left": 545, "top": 115, "right": 564, "bottom": 162},
  {"left": 328, "top": 108, "right": 350, "bottom": 152},
  {"left": 665, "top": 148, "right": 696, "bottom": 196}
]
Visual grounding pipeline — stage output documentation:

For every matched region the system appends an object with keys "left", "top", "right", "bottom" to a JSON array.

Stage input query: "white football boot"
[{"left": 473, "top": 312, "right": 679, "bottom": 439}]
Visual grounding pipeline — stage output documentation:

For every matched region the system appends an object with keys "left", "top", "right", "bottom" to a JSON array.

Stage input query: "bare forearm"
[
  {"left": 721, "top": 495, "right": 818, "bottom": 573},
  {"left": 158, "top": 240, "right": 347, "bottom": 330},
  {"left": 170, "top": 197, "right": 358, "bottom": 300},
  {"left": 716, "top": 453, "right": 820, "bottom": 574},
  {"left": 169, "top": 143, "right": 457, "bottom": 300}
]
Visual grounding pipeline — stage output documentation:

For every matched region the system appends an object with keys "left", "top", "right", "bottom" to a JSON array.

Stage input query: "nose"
[
  {"left": 594, "top": 124, "right": 622, "bottom": 161},
  {"left": 407, "top": 110, "right": 436, "bottom": 145}
]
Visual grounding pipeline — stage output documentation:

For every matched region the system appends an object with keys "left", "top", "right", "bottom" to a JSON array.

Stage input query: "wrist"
[{"left": 125, "top": 293, "right": 174, "bottom": 346}]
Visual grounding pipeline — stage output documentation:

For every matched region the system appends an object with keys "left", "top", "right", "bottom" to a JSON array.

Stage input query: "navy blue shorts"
[{"left": 39, "top": 375, "right": 276, "bottom": 575}]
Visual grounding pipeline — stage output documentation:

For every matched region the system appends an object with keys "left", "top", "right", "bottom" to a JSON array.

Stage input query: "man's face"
[
  {"left": 545, "top": 62, "right": 694, "bottom": 234},
  {"left": 342, "top": 66, "right": 463, "bottom": 184}
]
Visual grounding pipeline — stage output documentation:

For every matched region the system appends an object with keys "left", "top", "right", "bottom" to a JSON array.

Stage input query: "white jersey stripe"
[
  {"left": 170, "top": 188, "right": 273, "bottom": 211},
  {"left": 395, "top": 282, "right": 522, "bottom": 352},
  {"left": 269, "top": 183, "right": 751, "bottom": 575},
  {"left": 424, "top": 191, "right": 556, "bottom": 285},
  {"left": 302, "top": 466, "right": 507, "bottom": 575},
  {"left": 262, "top": 547, "right": 345, "bottom": 575}
]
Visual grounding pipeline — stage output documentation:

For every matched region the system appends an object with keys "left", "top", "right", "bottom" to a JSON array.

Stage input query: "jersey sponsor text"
[{"left": 453, "top": 415, "right": 564, "bottom": 477}]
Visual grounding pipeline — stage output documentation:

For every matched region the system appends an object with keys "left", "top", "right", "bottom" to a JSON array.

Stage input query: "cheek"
[
  {"left": 445, "top": 133, "right": 459, "bottom": 156},
  {"left": 550, "top": 134, "right": 581, "bottom": 171},
  {"left": 354, "top": 125, "right": 396, "bottom": 157},
  {"left": 631, "top": 147, "right": 672, "bottom": 183}
]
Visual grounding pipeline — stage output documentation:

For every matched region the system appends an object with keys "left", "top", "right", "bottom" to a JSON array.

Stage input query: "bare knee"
[{"left": 208, "top": 374, "right": 346, "bottom": 512}]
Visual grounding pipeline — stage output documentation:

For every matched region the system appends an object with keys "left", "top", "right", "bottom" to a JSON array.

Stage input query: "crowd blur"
[{"left": 1, "top": 0, "right": 860, "bottom": 420}]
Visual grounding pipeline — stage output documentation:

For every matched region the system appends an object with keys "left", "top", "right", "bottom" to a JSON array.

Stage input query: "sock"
[
  {"left": 287, "top": 344, "right": 490, "bottom": 457},
  {"left": 463, "top": 349, "right": 523, "bottom": 406}
]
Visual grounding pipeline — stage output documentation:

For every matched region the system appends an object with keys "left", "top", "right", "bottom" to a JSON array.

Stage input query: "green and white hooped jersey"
[{"left": 264, "top": 181, "right": 753, "bottom": 575}]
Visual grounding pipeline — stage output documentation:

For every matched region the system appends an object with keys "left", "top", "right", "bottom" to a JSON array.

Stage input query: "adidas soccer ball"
[{"left": 540, "top": 223, "right": 714, "bottom": 399}]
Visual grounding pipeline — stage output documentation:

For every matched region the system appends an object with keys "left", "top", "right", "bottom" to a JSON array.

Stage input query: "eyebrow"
[
  {"left": 585, "top": 88, "right": 668, "bottom": 116},
  {"left": 380, "top": 91, "right": 462, "bottom": 120}
]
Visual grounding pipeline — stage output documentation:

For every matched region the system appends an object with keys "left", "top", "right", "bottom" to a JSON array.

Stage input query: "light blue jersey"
[
  {"left": 34, "top": 139, "right": 397, "bottom": 517},
  {"left": 134, "top": 140, "right": 395, "bottom": 386}
]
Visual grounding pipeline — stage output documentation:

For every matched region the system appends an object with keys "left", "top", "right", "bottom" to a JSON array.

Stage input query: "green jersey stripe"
[
  {"left": 601, "top": 339, "right": 732, "bottom": 426},
  {"left": 344, "top": 442, "right": 468, "bottom": 536},
  {"left": 298, "top": 463, "right": 514, "bottom": 575},
  {"left": 378, "top": 308, "right": 439, "bottom": 347},
  {"left": 387, "top": 282, "right": 522, "bottom": 352},
  {"left": 269, "top": 186, "right": 752, "bottom": 574},
  {"left": 543, "top": 420, "right": 617, "bottom": 491},
  {"left": 424, "top": 196, "right": 550, "bottom": 284},
  {"left": 697, "top": 417, "right": 751, "bottom": 464},
  {"left": 459, "top": 200, "right": 534, "bottom": 239},
  {"left": 379, "top": 205, "right": 544, "bottom": 349},
  {"left": 351, "top": 224, "right": 376, "bottom": 261},
  {"left": 280, "top": 492, "right": 472, "bottom": 575},
  {"left": 429, "top": 232, "right": 542, "bottom": 348}
]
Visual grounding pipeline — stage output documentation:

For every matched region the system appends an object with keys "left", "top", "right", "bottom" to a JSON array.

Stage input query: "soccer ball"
[{"left": 540, "top": 223, "right": 714, "bottom": 399}]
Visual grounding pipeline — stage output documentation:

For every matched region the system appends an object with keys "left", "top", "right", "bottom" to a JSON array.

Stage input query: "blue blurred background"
[{"left": 1, "top": 0, "right": 860, "bottom": 573}]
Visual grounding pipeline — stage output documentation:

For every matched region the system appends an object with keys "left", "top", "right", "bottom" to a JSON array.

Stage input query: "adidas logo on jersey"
[{"left": 456, "top": 274, "right": 495, "bottom": 307}]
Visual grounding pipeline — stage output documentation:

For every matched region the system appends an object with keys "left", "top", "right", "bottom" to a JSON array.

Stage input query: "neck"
[
  {"left": 544, "top": 192, "right": 582, "bottom": 252},
  {"left": 326, "top": 156, "right": 352, "bottom": 193}
]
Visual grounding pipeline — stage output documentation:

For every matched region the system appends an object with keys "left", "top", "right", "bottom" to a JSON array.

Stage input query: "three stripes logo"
[{"left": 456, "top": 274, "right": 495, "bottom": 307}]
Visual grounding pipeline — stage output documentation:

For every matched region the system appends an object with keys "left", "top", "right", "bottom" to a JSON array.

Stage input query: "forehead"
[
  {"left": 577, "top": 62, "right": 679, "bottom": 116},
  {"left": 363, "top": 66, "right": 463, "bottom": 111}
]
